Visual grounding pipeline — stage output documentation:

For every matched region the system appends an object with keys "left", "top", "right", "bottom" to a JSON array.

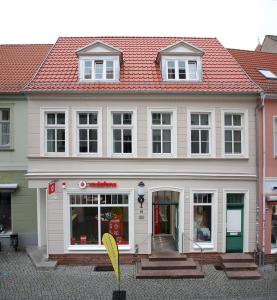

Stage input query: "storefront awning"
[{"left": 0, "top": 184, "right": 18, "bottom": 192}]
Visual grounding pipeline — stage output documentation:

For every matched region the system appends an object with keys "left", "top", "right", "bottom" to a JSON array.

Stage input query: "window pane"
[
  {"left": 84, "top": 61, "right": 92, "bottom": 79},
  {"left": 167, "top": 61, "right": 175, "bottom": 79},
  {"left": 114, "top": 141, "right": 121, "bottom": 153},
  {"left": 234, "top": 142, "right": 241, "bottom": 153},
  {"left": 1, "top": 123, "right": 9, "bottom": 145},
  {"left": 1, "top": 110, "right": 9, "bottom": 121},
  {"left": 234, "top": 130, "right": 241, "bottom": 142},
  {"left": 225, "top": 130, "right": 232, "bottom": 142},
  {"left": 224, "top": 114, "right": 232, "bottom": 126},
  {"left": 57, "top": 141, "right": 65, "bottom": 152},
  {"left": 153, "top": 142, "right": 161, "bottom": 153},
  {"left": 191, "top": 142, "right": 199, "bottom": 153},
  {"left": 70, "top": 207, "right": 98, "bottom": 245},
  {"left": 47, "top": 129, "right": 55, "bottom": 140},
  {"left": 123, "top": 129, "right": 132, "bottom": 153},
  {"left": 233, "top": 115, "right": 241, "bottom": 126},
  {"left": 194, "top": 205, "right": 212, "bottom": 242},
  {"left": 79, "top": 113, "right": 87, "bottom": 125},
  {"left": 188, "top": 61, "right": 197, "bottom": 80},
  {"left": 153, "top": 129, "right": 161, "bottom": 141},
  {"left": 163, "top": 141, "right": 171, "bottom": 153},
  {"left": 47, "top": 113, "right": 55, "bottom": 125},
  {"left": 89, "top": 141, "right": 97, "bottom": 153},
  {"left": 200, "top": 114, "right": 209, "bottom": 126},
  {"left": 123, "top": 142, "right": 132, "bottom": 153},
  {"left": 123, "top": 113, "right": 132, "bottom": 125},
  {"left": 191, "top": 114, "right": 199, "bottom": 126},
  {"left": 201, "top": 141, "right": 209, "bottom": 153},
  {"left": 113, "top": 129, "right": 121, "bottom": 141},
  {"left": 178, "top": 61, "right": 186, "bottom": 79},
  {"left": 191, "top": 130, "right": 199, "bottom": 141},
  {"left": 0, "top": 192, "right": 11, "bottom": 232},
  {"left": 47, "top": 141, "right": 55, "bottom": 152},
  {"left": 163, "top": 129, "right": 171, "bottom": 142},
  {"left": 152, "top": 113, "right": 161, "bottom": 125},
  {"left": 79, "top": 129, "right": 87, "bottom": 141},
  {"left": 89, "top": 129, "right": 97, "bottom": 141},
  {"left": 57, "top": 129, "right": 65, "bottom": 141},
  {"left": 106, "top": 61, "right": 114, "bottom": 79},
  {"left": 225, "top": 142, "right": 232, "bottom": 153},
  {"left": 57, "top": 113, "right": 65, "bottom": 125},
  {"left": 79, "top": 141, "right": 87, "bottom": 153},
  {"left": 162, "top": 113, "right": 171, "bottom": 125},
  {"left": 101, "top": 207, "right": 129, "bottom": 245},
  {"left": 95, "top": 60, "right": 103, "bottom": 79},
  {"left": 201, "top": 130, "right": 209, "bottom": 141},
  {"left": 123, "top": 129, "right": 132, "bottom": 141},
  {"left": 113, "top": 113, "right": 121, "bottom": 125},
  {"left": 89, "top": 113, "right": 98, "bottom": 125}
]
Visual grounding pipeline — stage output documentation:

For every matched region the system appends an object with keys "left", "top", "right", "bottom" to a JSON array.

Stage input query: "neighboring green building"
[{"left": 0, "top": 44, "right": 51, "bottom": 250}]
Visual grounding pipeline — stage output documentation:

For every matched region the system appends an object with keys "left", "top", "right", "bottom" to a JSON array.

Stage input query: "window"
[
  {"left": 224, "top": 113, "right": 243, "bottom": 154},
  {"left": 0, "top": 192, "right": 11, "bottom": 233},
  {"left": 45, "top": 112, "right": 66, "bottom": 153},
  {"left": 80, "top": 58, "right": 117, "bottom": 81},
  {"left": 77, "top": 112, "right": 99, "bottom": 154},
  {"left": 0, "top": 109, "right": 10, "bottom": 148},
  {"left": 69, "top": 193, "right": 129, "bottom": 246},
  {"left": 193, "top": 193, "right": 213, "bottom": 243},
  {"left": 258, "top": 69, "right": 277, "bottom": 79},
  {"left": 111, "top": 112, "right": 133, "bottom": 154},
  {"left": 164, "top": 58, "right": 199, "bottom": 81},
  {"left": 190, "top": 113, "right": 210, "bottom": 154}
]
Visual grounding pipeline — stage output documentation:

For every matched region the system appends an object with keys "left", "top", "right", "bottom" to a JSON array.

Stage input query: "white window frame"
[
  {"left": 187, "top": 109, "right": 215, "bottom": 158},
  {"left": 107, "top": 108, "right": 137, "bottom": 158},
  {"left": 147, "top": 108, "right": 177, "bottom": 158},
  {"left": 221, "top": 109, "right": 249, "bottom": 158},
  {"left": 40, "top": 108, "right": 69, "bottom": 156},
  {"left": 63, "top": 188, "right": 135, "bottom": 253},
  {"left": 190, "top": 189, "right": 218, "bottom": 251},
  {"left": 222, "top": 189, "right": 249, "bottom": 253},
  {"left": 72, "top": 108, "right": 102, "bottom": 157},
  {"left": 0, "top": 106, "right": 13, "bottom": 149},
  {"left": 161, "top": 56, "right": 202, "bottom": 82},
  {"left": 273, "top": 116, "right": 277, "bottom": 158},
  {"left": 79, "top": 56, "right": 120, "bottom": 82}
]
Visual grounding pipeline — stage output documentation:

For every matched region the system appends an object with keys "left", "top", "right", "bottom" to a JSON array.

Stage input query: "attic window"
[
  {"left": 165, "top": 58, "right": 199, "bottom": 81},
  {"left": 258, "top": 69, "right": 277, "bottom": 79},
  {"left": 81, "top": 58, "right": 116, "bottom": 81}
]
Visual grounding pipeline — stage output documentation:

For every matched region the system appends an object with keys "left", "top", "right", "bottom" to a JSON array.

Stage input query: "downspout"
[{"left": 262, "top": 93, "right": 266, "bottom": 265}]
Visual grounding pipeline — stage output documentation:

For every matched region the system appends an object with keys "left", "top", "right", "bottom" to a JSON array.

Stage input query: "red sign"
[
  {"left": 48, "top": 181, "right": 56, "bottom": 195},
  {"left": 78, "top": 180, "right": 117, "bottom": 189},
  {"left": 154, "top": 205, "right": 160, "bottom": 234}
]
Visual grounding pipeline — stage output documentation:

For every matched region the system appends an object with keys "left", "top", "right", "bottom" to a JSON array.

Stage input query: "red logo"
[
  {"left": 48, "top": 181, "right": 56, "bottom": 195},
  {"left": 78, "top": 180, "right": 87, "bottom": 189}
]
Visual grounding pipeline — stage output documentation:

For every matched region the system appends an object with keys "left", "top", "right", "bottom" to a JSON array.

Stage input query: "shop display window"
[
  {"left": 69, "top": 193, "right": 129, "bottom": 246},
  {"left": 271, "top": 205, "right": 277, "bottom": 251},
  {"left": 0, "top": 192, "right": 11, "bottom": 233},
  {"left": 193, "top": 193, "right": 212, "bottom": 243}
]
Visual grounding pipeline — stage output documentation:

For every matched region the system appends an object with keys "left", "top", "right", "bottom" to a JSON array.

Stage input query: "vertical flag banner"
[
  {"left": 102, "top": 233, "right": 120, "bottom": 281},
  {"left": 48, "top": 181, "right": 56, "bottom": 195}
]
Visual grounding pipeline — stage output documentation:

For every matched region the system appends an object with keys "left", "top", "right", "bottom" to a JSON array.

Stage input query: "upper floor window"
[
  {"left": 80, "top": 57, "right": 119, "bottom": 82},
  {"left": 45, "top": 112, "right": 66, "bottom": 153},
  {"left": 224, "top": 113, "right": 243, "bottom": 155},
  {"left": 0, "top": 109, "right": 10, "bottom": 148},
  {"left": 166, "top": 59, "right": 198, "bottom": 81}
]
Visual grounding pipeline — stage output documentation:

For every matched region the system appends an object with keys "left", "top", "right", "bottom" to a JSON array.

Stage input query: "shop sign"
[
  {"left": 48, "top": 181, "right": 56, "bottom": 195},
  {"left": 78, "top": 180, "right": 117, "bottom": 189}
]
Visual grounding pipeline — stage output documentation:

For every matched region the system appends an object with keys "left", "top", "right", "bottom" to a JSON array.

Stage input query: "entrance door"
[
  {"left": 174, "top": 204, "right": 179, "bottom": 249},
  {"left": 226, "top": 194, "right": 244, "bottom": 253}
]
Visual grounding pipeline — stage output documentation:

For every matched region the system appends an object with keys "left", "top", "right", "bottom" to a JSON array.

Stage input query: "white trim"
[
  {"left": 187, "top": 109, "right": 216, "bottom": 158},
  {"left": 107, "top": 108, "right": 137, "bottom": 158},
  {"left": 72, "top": 108, "right": 102, "bottom": 157},
  {"left": 40, "top": 108, "right": 69, "bottom": 157},
  {"left": 222, "top": 189, "right": 249, "bottom": 253},
  {"left": 63, "top": 188, "right": 135, "bottom": 253},
  {"left": 147, "top": 186, "right": 184, "bottom": 254},
  {"left": 147, "top": 108, "right": 177, "bottom": 158},
  {"left": 189, "top": 189, "right": 218, "bottom": 251},
  {"left": 221, "top": 109, "right": 249, "bottom": 158}
]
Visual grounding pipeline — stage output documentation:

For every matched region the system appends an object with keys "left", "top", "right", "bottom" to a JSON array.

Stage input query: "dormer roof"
[{"left": 159, "top": 40, "right": 204, "bottom": 56}]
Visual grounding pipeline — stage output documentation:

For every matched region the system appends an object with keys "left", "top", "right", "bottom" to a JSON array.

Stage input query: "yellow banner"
[{"left": 102, "top": 233, "right": 120, "bottom": 281}]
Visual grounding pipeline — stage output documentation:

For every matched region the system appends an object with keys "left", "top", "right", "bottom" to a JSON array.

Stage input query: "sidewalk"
[{"left": 0, "top": 252, "right": 277, "bottom": 300}]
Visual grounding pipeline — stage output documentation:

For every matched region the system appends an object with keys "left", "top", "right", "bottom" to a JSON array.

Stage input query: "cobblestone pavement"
[{"left": 1, "top": 252, "right": 277, "bottom": 300}]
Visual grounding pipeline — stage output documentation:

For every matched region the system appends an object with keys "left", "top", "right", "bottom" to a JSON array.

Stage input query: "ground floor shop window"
[
  {"left": 0, "top": 192, "right": 11, "bottom": 233},
  {"left": 271, "top": 205, "right": 277, "bottom": 251},
  {"left": 193, "top": 193, "right": 212, "bottom": 243},
  {"left": 70, "top": 193, "right": 129, "bottom": 246}
]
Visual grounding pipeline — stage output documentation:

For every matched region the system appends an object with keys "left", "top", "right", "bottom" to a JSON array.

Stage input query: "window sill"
[
  {"left": 68, "top": 245, "right": 131, "bottom": 252},
  {"left": 0, "top": 148, "right": 14, "bottom": 152},
  {"left": 193, "top": 243, "right": 214, "bottom": 250},
  {"left": 222, "top": 155, "right": 249, "bottom": 159}
]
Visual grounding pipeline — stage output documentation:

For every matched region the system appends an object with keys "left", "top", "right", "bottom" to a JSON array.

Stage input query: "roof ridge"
[
  {"left": 228, "top": 48, "right": 277, "bottom": 56},
  {"left": 0, "top": 43, "right": 53, "bottom": 46},
  {"left": 58, "top": 36, "right": 217, "bottom": 40}
]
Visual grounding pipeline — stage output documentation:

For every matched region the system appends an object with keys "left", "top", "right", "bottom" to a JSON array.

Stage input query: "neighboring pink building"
[{"left": 229, "top": 49, "right": 277, "bottom": 258}]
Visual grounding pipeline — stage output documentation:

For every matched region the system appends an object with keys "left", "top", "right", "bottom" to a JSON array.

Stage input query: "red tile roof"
[
  {"left": 25, "top": 37, "right": 260, "bottom": 93},
  {"left": 229, "top": 49, "right": 277, "bottom": 93},
  {"left": 0, "top": 44, "right": 52, "bottom": 93}
]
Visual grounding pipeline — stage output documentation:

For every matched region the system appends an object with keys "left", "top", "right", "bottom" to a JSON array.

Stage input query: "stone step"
[
  {"left": 220, "top": 253, "right": 253, "bottom": 263},
  {"left": 136, "top": 263, "right": 204, "bottom": 279},
  {"left": 141, "top": 258, "right": 197, "bottom": 270},
  {"left": 223, "top": 262, "right": 258, "bottom": 271},
  {"left": 149, "top": 252, "right": 187, "bottom": 261},
  {"left": 225, "top": 270, "right": 261, "bottom": 280}
]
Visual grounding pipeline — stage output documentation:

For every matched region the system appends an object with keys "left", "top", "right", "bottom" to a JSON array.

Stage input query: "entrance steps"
[
  {"left": 220, "top": 253, "right": 261, "bottom": 279},
  {"left": 136, "top": 252, "right": 204, "bottom": 279}
]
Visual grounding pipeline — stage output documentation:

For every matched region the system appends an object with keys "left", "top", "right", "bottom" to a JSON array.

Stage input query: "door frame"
[
  {"left": 222, "top": 189, "right": 249, "bottom": 253},
  {"left": 148, "top": 187, "right": 184, "bottom": 254}
]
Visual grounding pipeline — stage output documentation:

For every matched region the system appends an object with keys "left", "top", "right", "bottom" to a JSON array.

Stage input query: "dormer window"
[
  {"left": 258, "top": 68, "right": 277, "bottom": 79},
  {"left": 76, "top": 40, "right": 121, "bottom": 82},
  {"left": 158, "top": 41, "right": 204, "bottom": 82}
]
